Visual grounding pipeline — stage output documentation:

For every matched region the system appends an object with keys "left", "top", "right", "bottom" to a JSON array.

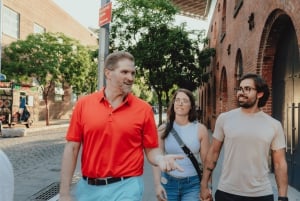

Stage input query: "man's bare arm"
[
  {"left": 200, "top": 138, "right": 223, "bottom": 201},
  {"left": 59, "top": 141, "right": 81, "bottom": 200},
  {"left": 272, "top": 148, "right": 288, "bottom": 197}
]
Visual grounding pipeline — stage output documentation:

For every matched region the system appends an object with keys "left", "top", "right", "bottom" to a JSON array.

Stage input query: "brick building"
[
  {"left": 0, "top": 0, "right": 98, "bottom": 122},
  {"left": 199, "top": 0, "right": 300, "bottom": 190}
]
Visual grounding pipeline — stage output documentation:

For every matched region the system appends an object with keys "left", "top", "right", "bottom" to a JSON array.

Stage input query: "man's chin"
[{"left": 123, "top": 88, "right": 132, "bottom": 94}]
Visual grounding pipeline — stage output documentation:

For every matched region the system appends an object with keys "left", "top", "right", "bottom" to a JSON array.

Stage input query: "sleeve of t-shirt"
[
  {"left": 212, "top": 113, "right": 225, "bottom": 142},
  {"left": 271, "top": 120, "right": 286, "bottom": 150}
]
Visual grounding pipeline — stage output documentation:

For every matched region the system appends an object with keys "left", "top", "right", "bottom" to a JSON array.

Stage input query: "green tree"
[
  {"left": 132, "top": 24, "right": 198, "bottom": 124},
  {"left": 110, "top": 0, "right": 179, "bottom": 123},
  {"left": 110, "top": 0, "right": 215, "bottom": 125},
  {"left": 2, "top": 32, "right": 94, "bottom": 125},
  {"left": 110, "top": 0, "right": 178, "bottom": 50}
]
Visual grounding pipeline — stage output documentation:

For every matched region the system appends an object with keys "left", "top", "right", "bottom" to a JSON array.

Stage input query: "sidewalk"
[
  {"left": 25, "top": 119, "right": 70, "bottom": 132},
  {"left": 2, "top": 119, "right": 70, "bottom": 134}
]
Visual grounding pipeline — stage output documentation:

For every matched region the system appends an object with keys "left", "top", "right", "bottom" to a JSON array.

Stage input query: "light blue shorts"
[{"left": 75, "top": 176, "right": 144, "bottom": 201}]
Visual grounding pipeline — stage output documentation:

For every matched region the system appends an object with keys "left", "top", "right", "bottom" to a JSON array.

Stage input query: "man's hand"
[
  {"left": 200, "top": 186, "right": 213, "bottom": 201},
  {"left": 155, "top": 184, "right": 167, "bottom": 201},
  {"left": 59, "top": 194, "right": 73, "bottom": 201},
  {"left": 155, "top": 154, "right": 184, "bottom": 172}
]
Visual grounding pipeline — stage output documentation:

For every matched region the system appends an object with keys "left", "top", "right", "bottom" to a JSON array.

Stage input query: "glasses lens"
[
  {"left": 175, "top": 98, "right": 190, "bottom": 104},
  {"left": 235, "top": 86, "right": 256, "bottom": 93}
]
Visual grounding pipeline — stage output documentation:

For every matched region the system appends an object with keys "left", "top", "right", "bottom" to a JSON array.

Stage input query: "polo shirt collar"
[{"left": 98, "top": 87, "right": 133, "bottom": 105}]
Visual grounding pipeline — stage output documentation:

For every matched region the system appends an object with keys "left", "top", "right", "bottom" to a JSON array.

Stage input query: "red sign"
[{"left": 99, "top": 2, "right": 112, "bottom": 27}]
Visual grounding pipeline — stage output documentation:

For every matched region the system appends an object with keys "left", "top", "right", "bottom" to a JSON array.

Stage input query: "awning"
[{"left": 171, "top": 0, "right": 211, "bottom": 19}]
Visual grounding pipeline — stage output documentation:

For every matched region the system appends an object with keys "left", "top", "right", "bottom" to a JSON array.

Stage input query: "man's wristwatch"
[{"left": 278, "top": 196, "right": 288, "bottom": 201}]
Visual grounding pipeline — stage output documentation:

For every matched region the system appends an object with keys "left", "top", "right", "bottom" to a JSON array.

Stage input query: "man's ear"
[
  {"left": 257, "top": 91, "right": 264, "bottom": 99},
  {"left": 104, "top": 68, "right": 110, "bottom": 79}
]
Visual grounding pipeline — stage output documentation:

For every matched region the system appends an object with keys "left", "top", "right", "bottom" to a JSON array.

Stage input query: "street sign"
[
  {"left": 99, "top": 2, "right": 112, "bottom": 27},
  {"left": 0, "top": 73, "right": 6, "bottom": 81}
]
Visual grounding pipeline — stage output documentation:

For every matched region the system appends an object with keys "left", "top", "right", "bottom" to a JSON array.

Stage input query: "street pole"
[
  {"left": 97, "top": 0, "right": 111, "bottom": 90},
  {"left": 0, "top": 0, "right": 6, "bottom": 81},
  {"left": 0, "top": 0, "right": 3, "bottom": 74}
]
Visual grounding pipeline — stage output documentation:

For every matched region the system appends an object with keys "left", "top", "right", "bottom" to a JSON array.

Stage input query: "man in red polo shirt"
[{"left": 59, "top": 51, "right": 183, "bottom": 201}]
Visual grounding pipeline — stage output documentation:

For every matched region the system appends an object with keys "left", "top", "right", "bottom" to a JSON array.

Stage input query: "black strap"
[{"left": 170, "top": 128, "right": 202, "bottom": 181}]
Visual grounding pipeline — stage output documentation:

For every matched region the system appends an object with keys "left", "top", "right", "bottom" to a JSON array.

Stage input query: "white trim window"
[
  {"left": 54, "top": 83, "right": 64, "bottom": 102},
  {"left": 3, "top": 6, "right": 20, "bottom": 39},
  {"left": 33, "top": 23, "right": 45, "bottom": 34}
]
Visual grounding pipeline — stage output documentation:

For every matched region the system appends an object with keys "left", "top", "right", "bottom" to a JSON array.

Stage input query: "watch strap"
[{"left": 278, "top": 196, "right": 288, "bottom": 201}]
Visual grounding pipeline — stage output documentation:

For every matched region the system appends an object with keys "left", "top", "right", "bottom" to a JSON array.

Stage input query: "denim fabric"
[
  {"left": 161, "top": 172, "right": 200, "bottom": 201},
  {"left": 75, "top": 176, "right": 144, "bottom": 201}
]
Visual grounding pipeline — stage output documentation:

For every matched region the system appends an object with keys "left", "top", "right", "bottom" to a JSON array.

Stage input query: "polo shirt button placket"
[{"left": 108, "top": 111, "right": 113, "bottom": 122}]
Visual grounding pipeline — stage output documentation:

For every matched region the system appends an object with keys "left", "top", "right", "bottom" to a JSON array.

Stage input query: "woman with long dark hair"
[{"left": 152, "top": 88, "right": 210, "bottom": 201}]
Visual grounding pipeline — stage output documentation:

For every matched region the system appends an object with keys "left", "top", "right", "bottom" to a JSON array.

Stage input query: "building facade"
[
  {"left": 199, "top": 0, "right": 300, "bottom": 190},
  {"left": 1, "top": 0, "right": 98, "bottom": 122}
]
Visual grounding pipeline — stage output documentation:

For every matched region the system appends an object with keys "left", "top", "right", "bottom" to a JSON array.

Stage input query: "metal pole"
[
  {"left": 97, "top": 0, "right": 110, "bottom": 90},
  {"left": 0, "top": 0, "right": 6, "bottom": 81},
  {"left": 0, "top": 0, "right": 3, "bottom": 74}
]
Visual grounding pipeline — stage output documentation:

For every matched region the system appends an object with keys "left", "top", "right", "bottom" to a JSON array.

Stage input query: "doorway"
[{"left": 272, "top": 17, "right": 300, "bottom": 190}]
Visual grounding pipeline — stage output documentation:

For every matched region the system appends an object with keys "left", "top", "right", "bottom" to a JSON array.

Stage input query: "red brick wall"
[{"left": 201, "top": 0, "right": 300, "bottom": 129}]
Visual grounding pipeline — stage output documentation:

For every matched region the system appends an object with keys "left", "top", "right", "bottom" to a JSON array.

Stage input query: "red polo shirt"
[{"left": 66, "top": 89, "right": 158, "bottom": 178}]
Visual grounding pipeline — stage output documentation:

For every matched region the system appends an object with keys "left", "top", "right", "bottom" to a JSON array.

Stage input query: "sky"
[{"left": 52, "top": 0, "right": 212, "bottom": 31}]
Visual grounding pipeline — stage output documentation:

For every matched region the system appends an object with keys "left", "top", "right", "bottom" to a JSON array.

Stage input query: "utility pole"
[
  {"left": 97, "top": 0, "right": 111, "bottom": 90},
  {"left": 0, "top": 0, "right": 6, "bottom": 81}
]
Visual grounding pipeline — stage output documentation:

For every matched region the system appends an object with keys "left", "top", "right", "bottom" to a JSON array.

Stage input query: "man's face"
[
  {"left": 106, "top": 58, "right": 136, "bottom": 95},
  {"left": 237, "top": 79, "right": 258, "bottom": 109}
]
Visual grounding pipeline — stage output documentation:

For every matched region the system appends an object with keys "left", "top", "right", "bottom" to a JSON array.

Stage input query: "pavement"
[{"left": 1, "top": 118, "right": 300, "bottom": 201}]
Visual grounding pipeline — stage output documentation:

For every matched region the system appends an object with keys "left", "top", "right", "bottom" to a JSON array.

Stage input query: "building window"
[
  {"left": 3, "top": 6, "right": 20, "bottom": 39},
  {"left": 234, "top": 0, "right": 243, "bottom": 18},
  {"left": 54, "top": 94, "right": 63, "bottom": 102},
  {"left": 33, "top": 23, "right": 45, "bottom": 34},
  {"left": 38, "top": 86, "right": 43, "bottom": 101},
  {"left": 220, "top": 0, "right": 227, "bottom": 43},
  {"left": 54, "top": 83, "right": 64, "bottom": 102}
]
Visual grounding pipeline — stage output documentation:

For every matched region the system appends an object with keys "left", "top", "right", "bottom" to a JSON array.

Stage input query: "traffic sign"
[
  {"left": 0, "top": 73, "right": 6, "bottom": 81},
  {"left": 99, "top": 2, "right": 112, "bottom": 27}
]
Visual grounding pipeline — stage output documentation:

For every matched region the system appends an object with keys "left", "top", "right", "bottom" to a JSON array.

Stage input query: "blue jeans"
[
  {"left": 161, "top": 172, "right": 200, "bottom": 201},
  {"left": 75, "top": 176, "right": 144, "bottom": 201}
]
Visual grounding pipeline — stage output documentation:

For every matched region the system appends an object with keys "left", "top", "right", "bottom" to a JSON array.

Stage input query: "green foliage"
[
  {"left": 111, "top": 0, "right": 178, "bottom": 50},
  {"left": 2, "top": 32, "right": 97, "bottom": 123},
  {"left": 2, "top": 32, "right": 95, "bottom": 93},
  {"left": 110, "top": 0, "right": 215, "bottom": 119},
  {"left": 132, "top": 24, "right": 197, "bottom": 93}
]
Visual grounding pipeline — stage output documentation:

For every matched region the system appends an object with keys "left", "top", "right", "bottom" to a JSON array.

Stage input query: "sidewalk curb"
[{"left": 26, "top": 124, "right": 69, "bottom": 133}]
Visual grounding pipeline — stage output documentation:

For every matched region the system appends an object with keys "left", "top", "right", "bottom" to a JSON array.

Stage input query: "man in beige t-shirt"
[{"left": 200, "top": 73, "right": 288, "bottom": 201}]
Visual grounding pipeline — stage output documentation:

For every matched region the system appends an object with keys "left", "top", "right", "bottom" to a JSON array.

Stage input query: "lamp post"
[
  {"left": 0, "top": 0, "right": 6, "bottom": 81},
  {"left": 97, "top": 0, "right": 111, "bottom": 90}
]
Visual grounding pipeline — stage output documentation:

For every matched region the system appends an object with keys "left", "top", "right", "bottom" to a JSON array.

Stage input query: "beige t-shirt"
[{"left": 213, "top": 108, "right": 286, "bottom": 196}]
